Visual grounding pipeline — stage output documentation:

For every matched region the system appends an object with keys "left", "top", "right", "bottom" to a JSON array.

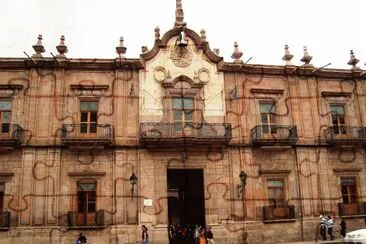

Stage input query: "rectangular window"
[
  {"left": 172, "top": 97, "right": 193, "bottom": 130},
  {"left": 267, "top": 179, "right": 285, "bottom": 207},
  {"left": 341, "top": 177, "right": 357, "bottom": 204},
  {"left": 0, "top": 101, "right": 11, "bottom": 134},
  {"left": 260, "top": 103, "right": 276, "bottom": 134},
  {"left": 0, "top": 183, "right": 4, "bottom": 212},
  {"left": 330, "top": 105, "right": 346, "bottom": 135},
  {"left": 77, "top": 182, "right": 96, "bottom": 213},
  {"left": 80, "top": 101, "right": 98, "bottom": 134}
]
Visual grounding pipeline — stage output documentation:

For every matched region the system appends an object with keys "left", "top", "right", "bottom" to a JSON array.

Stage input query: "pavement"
[{"left": 276, "top": 239, "right": 344, "bottom": 244}]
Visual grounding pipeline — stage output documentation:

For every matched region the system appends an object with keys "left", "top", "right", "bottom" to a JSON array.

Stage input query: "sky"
[{"left": 1, "top": 0, "right": 365, "bottom": 69}]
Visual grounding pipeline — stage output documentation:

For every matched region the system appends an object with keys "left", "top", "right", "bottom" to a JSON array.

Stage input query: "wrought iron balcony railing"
[
  {"left": 0, "top": 212, "right": 10, "bottom": 228},
  {"left": 0, "top": 124, "right": 23, "bottom": 146},
  {"left": 251, "top": 125, "right": 297, "bottom": 145},
  {"left": 140, "top": 122, "right": 232, "bottom": 145},
  {"left": 68, "top": 210, "right": 105, "bottom": 227},
  {"left": 338, "top": 202, "right": 366, "bottom": 217},
  {"left": 326, "top": 126, "right": 366, "bottom": 145},
  {"left": 263, "top": 205, "right": 295, "bottom": 221},
  {"left": 61, "top": 124, "right": 112, "bottom": 145}
]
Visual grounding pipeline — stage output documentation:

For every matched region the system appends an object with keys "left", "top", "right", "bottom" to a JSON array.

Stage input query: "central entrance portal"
[{"left": 167, "top": 169, "right": 205, "bottom": 227}]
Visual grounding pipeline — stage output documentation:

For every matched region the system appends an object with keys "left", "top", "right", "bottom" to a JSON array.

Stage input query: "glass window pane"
[
  {"left": 341, "top": 178, "right": 355, "bottom": 186},
  {"left": 2, "top": 112, "right": 10, "bottom": 122},
  {"left": 339, "top": 116, "right": 345, "bottom": 125},
  {"left": 1, "top": 123, "right": 9, "bottom": 133},
  {"left": 0, "top": 183, "right": 4, "bottom": 192},
  {"left": 185, "top": 111, "right": 193, "bottom": 121},
  {"left": 174, "top": 111, "right": 182, "bottom": 121},
  {"left": 80, "top": 101, "right": 98, "bottom": 111},
  {"left": 183, "top": 98, "right": 193, "bottom": 109},
  {"left": 90, "top": 112, "right": 97, "bottom": 122},
  {"left": 330, "top": 105, "right": 344, "bottom": 114},
  {"left": 78, "top": 183, "right": 96, "bottom": 191},
  {"left": 268, "top": 180, "right": 283, "bottom": 187},
  {"left": 172, "top": 98, "right": 183, "bottom": 109},
  {"left": 262, "top": 125, "right": 269, "bottom": 134},
  {"left": 80, "top": 124, "right": 87, "bottom": 133},
  {"left": 260, "top": 104, "right": 275, "bottom": 113},
  {"left": 88, "top": 203, "right": 95, "bottom": 212},
  {"left": 261, "top": 114, "right": 268, "bottom": 123},
  {"left": 269, "top": 114, "right": 276, "bottom": 124},
  {"left": 0, "top": 101, "right": 11, "bottom": 110},
  {"left": 81, "top": 112, "right": 88, "bottom": 122},
  {"left": 89, "top": 124, "right": 97, "bottom": 133}
]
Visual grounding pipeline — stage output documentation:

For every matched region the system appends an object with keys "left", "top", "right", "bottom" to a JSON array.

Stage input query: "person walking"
[
  {"left": 142, "top": 225, "right": 149, "bottom": 244},
  {"left": 319, "top": 215, "right": 327, "bottom": 241},
  {"left": 194, "top": 225, "right": 201, "bottom": 244},
  {"left": 199, "top": 227, "right": 207, "bottom": 244},
  {"left": 326, "top": 216, "right": 334, "bottom": 240},
  {"left": 206, "top": 226, "right": 214, "bottom": 244},
  {"left": 76, "top": 233, "right": 87, "bottom": 244},
  {"left": 340, "top": 218, "right": 347, "bottom": 238}
]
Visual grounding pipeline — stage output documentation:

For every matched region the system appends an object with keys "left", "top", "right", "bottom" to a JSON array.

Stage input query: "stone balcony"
[
  {"left": 263, "top": 205, "right": 296, "bottom": 223},
  {"left": 326, "top": 126, "right": 366, "bottom": 146},
  {"left": 0, "top": 124, "right": 23, "bottom": 147},
  {"left": 140, "top": 122, "right": 232, "bottom": 147},
  {"left": 61, "top": 124, "right": 112, "bottom": 148},
  {"left": 338, "top": 202, "right": 366, "bottom": 217},
  {"left": 251, "top": 125, "right": 298, "bottom": 146}
]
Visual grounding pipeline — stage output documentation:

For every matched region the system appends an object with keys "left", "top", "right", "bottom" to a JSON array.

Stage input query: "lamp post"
[
  {"left": 129, "top": 173, "right": 137, "bottom": 197},
  {"left": 237, "top": 171, "right": 247, "bottom": 198}
]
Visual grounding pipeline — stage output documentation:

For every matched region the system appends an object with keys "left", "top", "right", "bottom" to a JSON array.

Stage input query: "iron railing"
[
  {"left": 140, "top": 122, "right": 232, "bottom": 143},
  {"left": 61, "top": 124, "right": 112, "bottom": 145},
  {"left": 0, "top": 124, "right": 23, "bottom": 145},
  {"left": 251, "top": 125, "right": 297, "bottom": 145},
  {"left": 338, "top": 202, "right": 366, "bottom": 217},
  {"left": 263, "top": 205, "right": 295, "bottom": 221},
  {"left": 325, "top": 126, "right": 366, "bottom": 145},
  {"left": 0, "top": 212, "right": 10, "bottom": 228},
  {"left": 68, "top": 210, "right": 105, "bottom": 227}
]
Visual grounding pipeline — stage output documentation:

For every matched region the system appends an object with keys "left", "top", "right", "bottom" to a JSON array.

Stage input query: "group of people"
[
  {"left": 318, "top": 215, "right": 347, "bottom": 241},
  {"left": 168, "top": 224, "right": 214, "bottom": 244}
]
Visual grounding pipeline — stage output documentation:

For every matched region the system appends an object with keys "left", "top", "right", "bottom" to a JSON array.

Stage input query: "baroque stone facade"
[{"left": 0, "top": 10, "right": 366, "bottom": 244}]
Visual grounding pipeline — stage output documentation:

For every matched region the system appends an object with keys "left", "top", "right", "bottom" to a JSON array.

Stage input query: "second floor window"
[
  {"left": 267, "top": 179, "right": 285, "bottom": 207},
  {"left": 260, "top": 103, "right": 276, "bottom": 134},
  {"left": 173, "top": 97, "right": 193, "bottom": 130},
  {"left": 0, "top": 101, "right": 11, "bottom": 134},
  {"left": 330, "top": 105, "right": 346, "bottom": 135},
  {"left": 341, "top": 177, "right": 357, "bottom": 204},
  {"left": 80, "top": 101, "right": 98, "bottom": 134}
]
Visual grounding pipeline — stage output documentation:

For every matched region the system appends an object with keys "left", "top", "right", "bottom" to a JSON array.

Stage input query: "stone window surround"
[
  {"left": 333, "top": 168, "right": 362, "bottom": 201},
  {"left": 260, "top": 170, "right": 291, "bottom": 206}
]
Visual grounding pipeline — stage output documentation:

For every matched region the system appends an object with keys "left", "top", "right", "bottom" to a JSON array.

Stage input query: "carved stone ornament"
[
  {"left": 170, "top": 46, "right": 192, "bottom": 68},
  {"left": 153, "top": 67, "right": 167, "bottom": 82},
  {"left": 198, "top": 68, "right": 210, "bottom": 83}
]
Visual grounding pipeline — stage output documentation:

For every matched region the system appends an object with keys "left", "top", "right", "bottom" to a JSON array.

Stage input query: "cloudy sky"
[{"left": 1, "top": 0, "right": 365, "bottom": 69}]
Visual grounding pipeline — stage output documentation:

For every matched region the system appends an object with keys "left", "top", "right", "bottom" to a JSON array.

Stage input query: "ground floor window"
[
  {"left": 0, "top": 183, "right": 4, "bottom": 212},
  {"left": 267, "top": 179, "right": 285, "bottom": 207},
  {"left": 76, "top": 181, "right": 96, "bottom": 225}
]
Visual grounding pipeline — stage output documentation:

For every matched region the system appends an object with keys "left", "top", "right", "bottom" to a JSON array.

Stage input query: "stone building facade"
[{"left": 0, "top": 4, "right": 365, "bottom": 244}]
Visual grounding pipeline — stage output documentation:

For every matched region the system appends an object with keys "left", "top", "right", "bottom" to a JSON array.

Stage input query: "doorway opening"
[{"left": 167, "top": 169, "right": 205, "bottom": 227}]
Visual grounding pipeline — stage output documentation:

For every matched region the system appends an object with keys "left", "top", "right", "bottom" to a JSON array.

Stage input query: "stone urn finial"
[
  {"left": 174, "top": 0, "right": 184, "bottom": 27},
  {"left": 300, "top": 46, "right": 313, "bottom": 67},
  {"left": 213, "top": 48, "right": 220, "bottom": 55},
  {"left": 116, "top": 36, "right": 127, "bottom": 58},
  {"left": 282, "top": 44, "right": 294, "bottom": 65},
  {"left": 155, "top": 26, "right": 160, "bottom": 40},
  {"left": 56, "top": 35, "right": 68, "bottom": 59},
  {"left": 347, "top": 50, "right": 360, "bottom": 70},
  {"left": 200, "top": 29, "right": 206, "bottom": 42},
  {"left": 32, "top": 34, "right": 46, "bottom": 58},
  {"left": 231, "top": 42, "right": 243, "bottom": 64}
]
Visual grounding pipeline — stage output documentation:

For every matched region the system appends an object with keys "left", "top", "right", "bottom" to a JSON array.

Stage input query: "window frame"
[
  {"left": 340, "top": 177, "right": 357, "bottom": 204},
  {"left": 0, "top": 182, "right": 4, "bottom": 213},
  {"left": 259, "top": 102, "right": 276, "bottom": 134},
  {"left": 0, "top": 100, "right": 12, "bottom": 134},
  {"left": 79, "top": 101, "right": 99, "bottom": 135},
  {"left": 266, "top": 178, "right": 286, "bottom": 207},
  {"left": 330, "top": 104, "right": 346, "bottom": 135}
]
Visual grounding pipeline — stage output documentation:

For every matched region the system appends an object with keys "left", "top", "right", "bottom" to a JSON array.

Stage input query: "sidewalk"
[{"left": 276, "top": 239, "right": 344, "bottom": 244}]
